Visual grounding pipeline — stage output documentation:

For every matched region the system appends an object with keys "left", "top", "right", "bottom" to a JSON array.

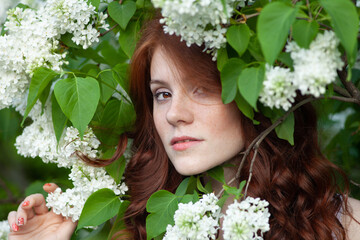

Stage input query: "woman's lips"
[{"left": 171, "top": 136, "right": 203, "bottom": 151}]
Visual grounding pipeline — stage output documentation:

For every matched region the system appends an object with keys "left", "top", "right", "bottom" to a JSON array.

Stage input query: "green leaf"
[
  {"left": 319, "top": 0, "right": 358, "bottom": 66},
  {"left": 99, "top": 71, "right": 117, "bottom": 104},
  {"left": 108, "top": 1, "right": 136, "bottom": 30},
  {"left": 112, "top": 63, "right": 130, "bottom": 94},
  {"left": 60, "top": 33, "right": 81, "bottom": 49},
  {"left": 196, "top": 176, "right": 210, "bottom": 194},
  {"left": 247, "top": 36, "right": 264, "bottom": 62},
  {"left": 51, "top": 94, "right": 68, "bottom": 144},
  {"left": 54, "top": 77, "right": 100, "bottom": 137},
  {"left": 119, "top": 20, "right": 140, "bottom": 58},
  {"left": 220, "top": 58, "right": 245, "bottom": 104},
  {"left": 107, "top": 200, "right": 130, "bottom": 240},
  {"left": 257, "top": 1, "right": 298, "bottom": 64},
  {"left": 175, "top": 178, "right": 190, "bottom": 196},
  {"left": 175, "top": 176, "right": 197, "bottom": 196},
  {"left": 223, "top": 180, "right": 246, "bottom": 200},
  {"left": 217, "top": 192, "right": 229, "bottom": 208},
  {"left": 217, "top": 47, "right": 228, "bottom": 71},
  {"left": 179, "top": 194, "right": 195, "bottom": 204},
  {"left": 87, "top": 0, "right": 100, "bottom": 9},
  {"left": 39, "top": 83, "right": 51, "bottom": 108},
  {"left": 77, "top": 189, "right": 122, "bottom": 230},
  {"left": 72, "top": 48, "right": 107, "bottom": 64},
  {"left": 101, "top": 99, "right": 135, "bottom": 133},
  {"left": 292, "top": 20, "right": 319, "bottom": 49},
  {"left": 238, "top": 65, "right": 265, "bottom": 111},
  {"left": 234, "top": 93, "right": 254, "bottom": 121},
  {"left": 226, "top": 24, "right": 250, "bottom": 57},
  {"left": 146, "top": 190, "right": 179, "bottom": 239},
  {"left": 100, "top": 41, "right": 128, "bottom": 67},
  {"left": 105, "top": 156, "right": 126, "bottom": 184},
  {"left": 275, "top": 112, "right": 295, "bottom": 145},
  {"left": 22, "top": 67, "right": 58, "bottom": 125},
  {"left": 207, "top": 166, "right": 225, "bottom": 184},
  {"left": 278, "top": 52, "right": 293, "bottom": 69}
]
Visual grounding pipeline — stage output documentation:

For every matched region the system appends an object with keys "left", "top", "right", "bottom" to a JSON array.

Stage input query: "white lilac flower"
[
  {"left": 259, "top": 65, "right": 296, "bottom": 111},
  {"left": 152, "top": 0, "right": 237, "bottom": 57},
  {"left": 222, "top": 197, "right": 270, "bottom": 240},
  {"left": 0, "top": 220, "right": 10, "bottom": 240},
  {"left": 0, "top": 0, "right": 108, "bottom": 109},
  {"left": 286, "top": 31, "right": 343, "bottom": 98},
  {"left": 46, "top": 164, "right": 128, "bottom": 222},
  {"left": 163, "top": 193, "right": 221, "bottom": 240}
]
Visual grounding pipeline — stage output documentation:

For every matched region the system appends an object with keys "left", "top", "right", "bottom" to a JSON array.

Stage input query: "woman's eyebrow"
[{"left": 150, "top": 79, "right": 166, "bottom": 85}]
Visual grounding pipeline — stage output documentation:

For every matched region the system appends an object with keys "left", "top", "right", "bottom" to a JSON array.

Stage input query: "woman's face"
[{"left": 150, "top": 47, "right": 245, "bottom": 175}]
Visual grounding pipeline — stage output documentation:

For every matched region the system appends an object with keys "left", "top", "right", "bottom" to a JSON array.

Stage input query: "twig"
[
  {"left": 306, "top": 0, "right": 312, "bottom": 19},
  {"left": 217, "top": 94, "right": 360, "bottom": 199},
  {"left": 338, "top": 67, "right": 360, "bottom": 101},
  {"left": 333, "top": 84, "right": 351, "bottom": 98},
  {"left": 350, "top": 180, "right": 360, "bottom": 188},
  {"left": 236, "top": 12, "right": 260, "bottom": 23},
  {"left": 314, "top": 7, "right": 323, "bottom": 20},
  {"left": 100, "top": 24, "right": 119, "bottom": 37}
]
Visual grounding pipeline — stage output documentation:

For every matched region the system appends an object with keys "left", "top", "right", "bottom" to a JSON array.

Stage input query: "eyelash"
[{"left": 154, "top": 91, "right": 172, "bottom": 102}]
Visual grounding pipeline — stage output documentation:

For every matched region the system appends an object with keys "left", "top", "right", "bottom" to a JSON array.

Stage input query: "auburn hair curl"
[{"left": 95, "top": 18, "right": 352, "bottom": 240}]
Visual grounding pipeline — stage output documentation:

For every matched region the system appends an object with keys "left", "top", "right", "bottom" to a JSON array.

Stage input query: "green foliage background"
[{"left": 0, "top": 0, "right": 360, "bottom": 238}]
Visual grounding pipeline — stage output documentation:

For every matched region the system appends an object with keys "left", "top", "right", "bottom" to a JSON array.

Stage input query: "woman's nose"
[{"left": 166, "top": 94, "right": 194, "bottom": 126}]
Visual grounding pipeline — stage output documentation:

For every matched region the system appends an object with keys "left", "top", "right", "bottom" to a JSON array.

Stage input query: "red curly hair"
[{"left": 109, "top": 18, "right": 351, "bottom": 240}]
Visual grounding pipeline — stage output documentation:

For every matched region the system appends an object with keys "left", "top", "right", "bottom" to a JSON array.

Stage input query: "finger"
[
  {"left": 59, "top": 219, "right": 77, "bottom": 239},
  {"left": 8, "top": 211, "right": 18, "bottom": 232},
  {"left": 21, "top": 194, "right": 49, "bottom": 218},
  {"left": 43, "top": 183, "right": 60, "bottom": 193}
]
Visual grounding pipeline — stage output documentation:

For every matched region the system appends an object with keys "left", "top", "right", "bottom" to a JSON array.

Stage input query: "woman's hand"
[{"left": 7, "top": 183, "right": 77, "bottom": 240}]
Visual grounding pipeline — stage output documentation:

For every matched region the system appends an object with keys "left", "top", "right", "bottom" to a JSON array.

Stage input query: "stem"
[
  {"left": 100, "top": 24, "right": 119, "bottom": 37},
  {"left": 217, "top": 94, "right": 360, "bottom": 199},
  {"left": 333, "top": 84, "right": 351, "bottom": 98},
  {"left": 351, "top": 180, "right": 360, "bottom": 188},
  {"left": 306, "top": 0, "right": 313, "bottom": 19},
  {"left": 314, "top": 7, "right": 323, "bottom": 20},
  {"left": 339, "top": 67, "right": 360, "bottom": 101}
]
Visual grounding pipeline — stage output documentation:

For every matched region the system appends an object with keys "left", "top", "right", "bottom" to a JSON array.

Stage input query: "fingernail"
[
  {"left": 22, "top": 200, "right": 30, "bottom": 207},
  {"left": 18, "top": 217, "right": 24, "bottom": 226},
  {"left": 44, "top": 183, "right": 51, "bottom": 187},
  {"left": 12, "top": 223, "right": 19, "bottom": 232}
]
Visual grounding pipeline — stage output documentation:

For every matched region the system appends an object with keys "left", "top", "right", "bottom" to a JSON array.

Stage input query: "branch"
[
  {"left": 100, "top": 24, "right": 119, "bottom": 37},
  {"left": 217, "top": 94, "right": 360, "bottom": 199},
  {"left": 333, "top": 84, "right": 351, "bottom": 98},
  {"left": 350, "top": 180, "right": 360, "bottom": 188},
  {"left": 338, "top": 67, "right": 360, "bottom": 101}
]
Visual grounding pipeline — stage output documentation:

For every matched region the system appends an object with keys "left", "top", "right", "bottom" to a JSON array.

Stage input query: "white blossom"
[
  {"left": 259, "top": 65, "right": 296, "bottom": 111},
  {"left": 152, "top": 0, "right": 237, "bottom": 57},
  {"left": 46, "top": 164, "right": 128, "bottom": 222},
  {"left": 286, "top": 30, "right": 343, "bottom": 98},
  {"left": 222, "top": 197, "right": 270, "bottom": 240},
  {"left": 0, "top": 0, "right": 108, "bottom": 110},
  {"left": 0, "top": 220, "right": 9, "bottom": 240},
  {"left": 163, "top": 193, "right": 221, "bottom": 240}
]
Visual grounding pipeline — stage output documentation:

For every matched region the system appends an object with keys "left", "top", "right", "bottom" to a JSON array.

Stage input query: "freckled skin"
[{"left": 150, "top": 47, "right": 244, "bottom": 175}]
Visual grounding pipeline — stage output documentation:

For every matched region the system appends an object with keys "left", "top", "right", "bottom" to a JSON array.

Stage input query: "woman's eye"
[
  {"left": 194, "top": 87, "right": 207, "bottom": 96},
  {"left": 154, "top": 91, "right": 172, "bottom": 101}
]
